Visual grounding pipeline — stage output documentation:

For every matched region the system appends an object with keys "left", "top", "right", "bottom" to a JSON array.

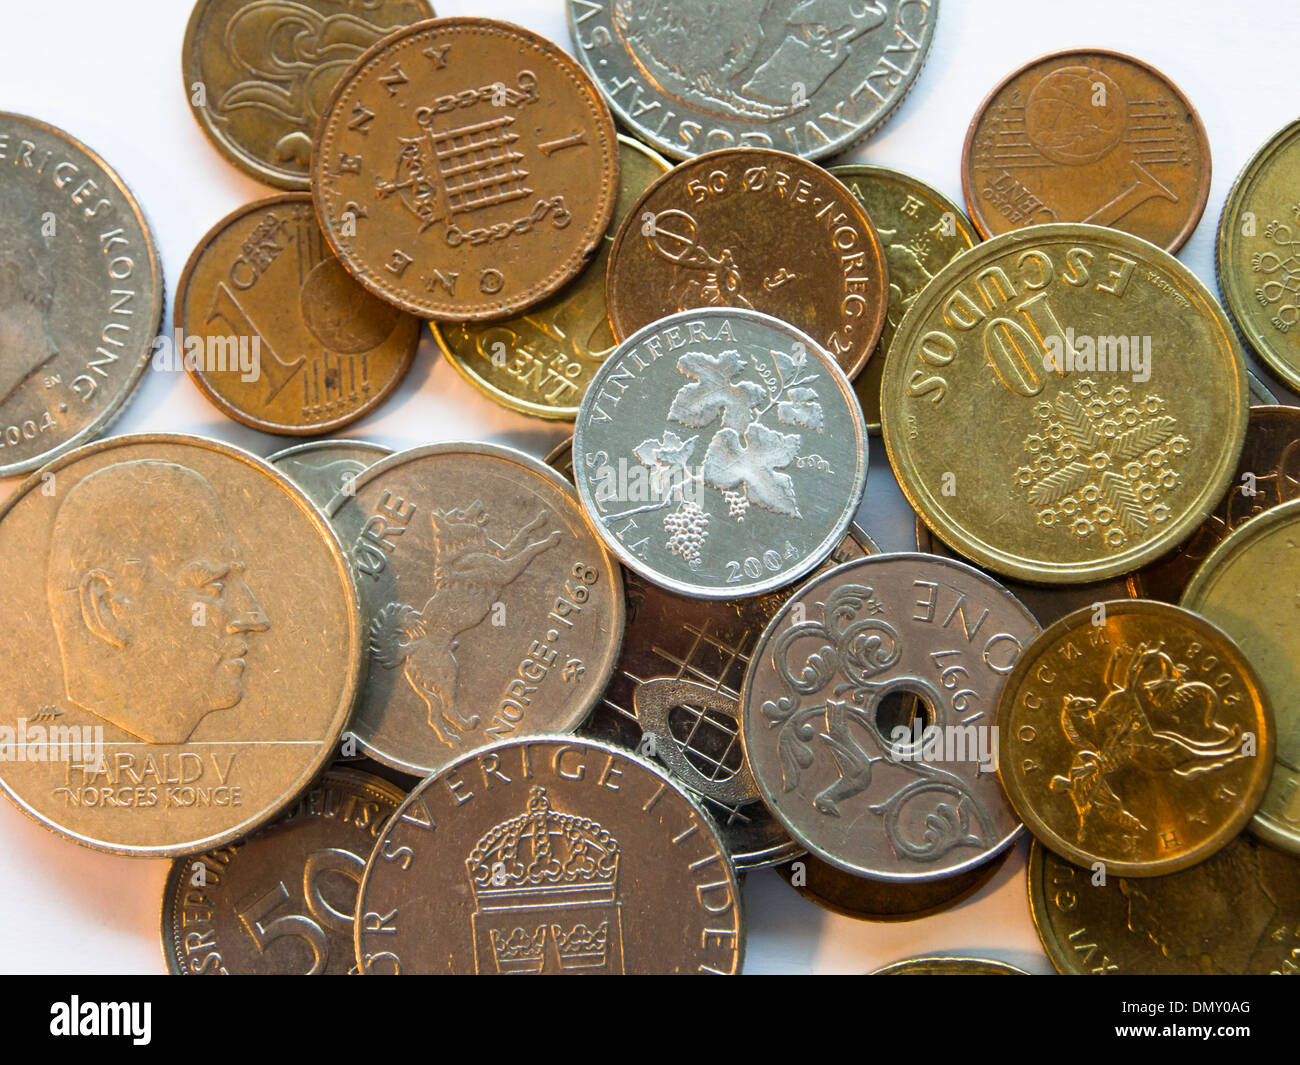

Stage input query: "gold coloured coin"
[
  {"left": 872, "top": 956, "right": 1028, "bottom": 975},
  {"left": 997, "top": 600, "right": 1273, "bottom": 877},
  {"left": 882, "top": 223, "right": 1249, "bottom": 584}
]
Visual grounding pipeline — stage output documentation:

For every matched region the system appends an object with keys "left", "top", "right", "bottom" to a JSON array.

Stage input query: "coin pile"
[{"left": 2, "top": 3, "right": 1298, "bottom": 977}]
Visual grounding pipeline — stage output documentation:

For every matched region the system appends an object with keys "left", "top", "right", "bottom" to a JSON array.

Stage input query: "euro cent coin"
[
  {"left": 312, "top": 16, "right": 620, "bottom": 322},
  {"left": 354, "top": 736, "right": 743, "bottom": 974},
  {"left": 0, "top": 434, "right": 362, "bottom": 856},
  {"left": 0, "top": 113, "right": 163, "bottom": 478},
  {"left": 572, "top": 308, "right": 867, "bottom": 598},
  {"left": 882, "top": 223, "right": 1249, "bottom": 585}
]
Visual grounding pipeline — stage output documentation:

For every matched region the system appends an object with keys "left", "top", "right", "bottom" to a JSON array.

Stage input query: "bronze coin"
[
  {"left": 605, "top": 148, "right": 888, "bottom": 380},
  {"left": 312, "top": 16, "right": 620, "bottom": 322},
  {"left": 182, "top": 0, "right": 434, "bottom": 189},
  {"left": 962, "top": 50, "right": 1210, "bottom": 253},
  {"left": 175, "top": 194, "right": 419, "bottom": 435}
]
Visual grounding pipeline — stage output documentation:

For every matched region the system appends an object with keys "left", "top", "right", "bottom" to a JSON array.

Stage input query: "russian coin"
[
  {"left": 606, "top": 149, "right": 888, "bottom": 380},
  {"left": 1029, "top": 837, "right": 1300, "bottom": 974},
  {"left": 161, "top": 768, "right": 404, "bottom": 975},
  {"left": 182, "top": 0, "right": 434, "bottom": 189},
  {"left": 962, "top": 50, "right": 1210, "bottom": 253},
  {"left": 354, "top": 736, "right": 743, "bottom": 974},
  {"left": 0, "top": 113, "right": 163, "bottom": 478},
  {"left": 0, "top": 434, "right": 362, "bottom": 856},
  {"left": 776, "top": 847, "right": 1010, "bottom": 923},
  {"left": 267, "top": 438, "right": 393, "bottom": 512},
  {"left": 176, "top": 194, "right": 419, "bottom": 435},
  {"left": 312, "top": 16, "right": 620, "bottom": 321},
  {"left": 572, "top": 308, "right": 867, "bottom": 598},
  {"left": 1181, "top": 499, "right": 1300, "bottom": 854},
  {"left": 741, "top": 553, "right": 1039, "bottom": 881},
  {"left": 882, "top": 223, "right": 1249, "bottom": 585},
  {"left": 432, "top": 136, "right": 669, "bottom": 419},
  {"left": 997, "top": 600, "right": 1273, "bottom": 877},
  {"left": 1128, "top": 405, "right": 1300, "bottom": 602},
  {"left": 567, "top": 0, "right": 938, "bottom": 161},
  {"left": 1218, "top": 119, "right": 1300, "bottom": 394},
  {"left": 829, "top": 165, "right": 978, "bottom": 434},
  {"left": 327, "top": 442, "right": 624, "bottom": 777},
  {"left": 872, "top": 956, "right": 1028, "bottom": 975}
]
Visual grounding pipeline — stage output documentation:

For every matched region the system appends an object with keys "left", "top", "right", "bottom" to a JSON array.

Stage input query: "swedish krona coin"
[
  {"left": 829, "top": 165, "right": 978, "bottom": 434},
  {"left": 267, "top": 439, "right": 393, "bottom": 512},
  {"left": 1218, "top": 118, "right": 1300, "bottom": 393},
  {"left": 175, "top": 194, "right": 419, "bottom": 435},
  {"left": 312, "top": 17, "right": 620, "bottom": 321},
  {"left": 741, "top": 553, "right": 1039, "bottom": 881},
  {"left": 1029, "top": 837, "right": 1300, "bottom": 974},
  {"left": 566, "top": 0, "right": 938, "bottom": 161},
  {"left": 997, "top": 600, "right": 1273, "bottom": 877},
  {"left": 0, "top": 434, "right": 362, "bottom": 856},
  {"left": 962, "top": 50, "right": 1210, "bottom": 253},
  {"left": 1181, "top": 498, "right": 1300, "bottom": 854},
  {"left": 162, "top": 768, "right": 404, "bottom": 974},
  {"left": 354, "top": 736, "right": 743, "bottom": 974},
  {"left": 572, "top": 309, "right": 867, "bottom": 598},
  {"left": 182, "top": 0, "right": 434, "bottom": 189},
  {"left": 327, "top": 442, "right": 624, "bottom": 777},
  {"left": 0, "top": 113, "right": 163, "bottom": 478},
  {"left": 882, "top": 223, "right": 1249, "bottom": 585},
  {"left": 432, "top": 136, "right": 670, "bottom": 420},
  {"left": 606, "top": 148, "right": 889, "bottom": 381},
  {"left": 872, "top": 956, "right": 1028, "bottom": 975}
]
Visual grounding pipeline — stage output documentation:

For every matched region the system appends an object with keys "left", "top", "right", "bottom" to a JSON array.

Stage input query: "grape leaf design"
[
  {"left": 777, "top": 386, "right": 824, "bottom": 431},
  {"left": 667, "top": 349, "right": 766, "bottom": 431},
  {"left": 703, "top": 422, "right": 802, "bottom": 518},
  {"left": 633, "top": 430, "right": 697, "bottom": 494}
]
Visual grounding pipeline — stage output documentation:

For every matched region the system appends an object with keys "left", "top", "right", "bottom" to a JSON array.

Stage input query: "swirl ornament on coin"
[
  {"left": 327, "top": 442, "right": 624, "bottom": 777},
  {"left": 741, "top": 553, "right": 1039, "bottom": 882},
  {"left": 0, "top": 434, "right": 362, "bottom": 856},
  {"left": 0, "top": 114, "right": 163, "bottom": 478},
  {"left": 311, "top": 17, "right": 620, "bottom": 321},
  {"left": 566, "top": 0, "right": 938, "bottom": 161},
  {"left": 353, "top": 736, "right": 743, "bottom": 974},
  {"left": 572, "top": 309, "right": 867, "bottom": 599},
  {"left": 162, "top": 768, "right": 405, "bottom": 974},
  {"left": 997, "top": 600, "right": 1273, "bottom": 878},
  {"left": 882, "top": 223, "right": 1249, "bottom": 585}
]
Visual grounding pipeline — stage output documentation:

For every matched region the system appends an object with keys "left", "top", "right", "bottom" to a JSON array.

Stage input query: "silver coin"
[
  {"left": 740, "top": 552, "right": 1038, "bottom": 881},
  {"left": 567, "top": 0, "right": 938, "bottom": 161},
  {"left": 1247, "top": 369, "right": 1277, "bottom": 405},
  {"left": 267, "top": 439, "right": 393, "bottom": 512},
  {"left": 572, "top": 308, "right": 867, "bottom": 598}
]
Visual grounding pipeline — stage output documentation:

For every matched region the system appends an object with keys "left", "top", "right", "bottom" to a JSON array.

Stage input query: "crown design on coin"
[{"left": 466, "top": 785, "right": 625, "bottom": 973}]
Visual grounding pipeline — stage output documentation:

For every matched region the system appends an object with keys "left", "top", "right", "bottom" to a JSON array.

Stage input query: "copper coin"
[
  {"left": 606, "top": 148, "right": 888, "bottom": 380},
  {"left": 962, "top": 50, "right": 1210, "bottom": 253},
  {"left": 175, "top": 194, "right": 419, "bottom": 435},
  {"left": 182, "top": 0, "right": 434, "bottom": 189},
  {"left": 312, "top": 16, "right": 620, "bottom": 322}
]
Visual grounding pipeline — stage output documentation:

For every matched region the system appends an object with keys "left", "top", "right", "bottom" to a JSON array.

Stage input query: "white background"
[{"left": 0, "top": 0, "right": 1295, "bottom": 975}]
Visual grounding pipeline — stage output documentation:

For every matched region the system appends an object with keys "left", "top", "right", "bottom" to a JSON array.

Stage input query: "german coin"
[
  {"left": 567, "top": 0, "right": 938, "bottom": 161},
  {"left": 312, "top": 17, "right": 620, "bottom": 321},
  {"left": 606, "top": 149, "right": 888, "bottom": 380},
  {"left": 1128, "top": 405, "right": 1300, "bottom": 602},
  {"left": 161, "top": 768, "right": 404, "bottom": 975},
  {"left": 776, "top": 847, "right": 1009, "bottom": 923},
  {"left": 962, "top": 50, "right": 1210, "bottom": 253},
  {"left": 572, "top": 309, "right": 867, "bottom": 598},
  {"left": 267, "top": 439, "right": 393, "bottom": 512},
  {"left": 1181, "top": 499, "right": 1300, "bottom": 854},
  {"left": 997, "top": 600, "right": 1273, "bottom": 877},
  {"left": 829, "top": 165, "right": 978, "bottom": 434},
  {"left": 741, "top": 553, "right": 1039, "bottom": 881},
  {"left": 176, "top": 194, "right": 419, "bottom": 435},
  {"left": 354, "top": 736, "right": 743, "bottom": 974},
  {"left": 432, "top": 136, "right": 669, "bottom": 419},
  {"left": 327, "top": 442, "right": 624, "bottom": 777},
  {"left": 1029, "top": 837, "right": 1300, "bottom": 974},
  {"left": 872, "top": 956, "right": 1027, "bottom": 975},
  {"left": 0, "top": 113, "right": 163, "bottom": 478},
  {"left": 0, "top": 434, "right": 362, "bottom": 856},
  {"left": 1218, "top": 119, "right": 1300, "bottom": 394},
  {"left": 182, "top": 0, "right": 434, "bottom": 189},
  {"left": 882, "top": 223, "right": 1249, "bottom": 585}
]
